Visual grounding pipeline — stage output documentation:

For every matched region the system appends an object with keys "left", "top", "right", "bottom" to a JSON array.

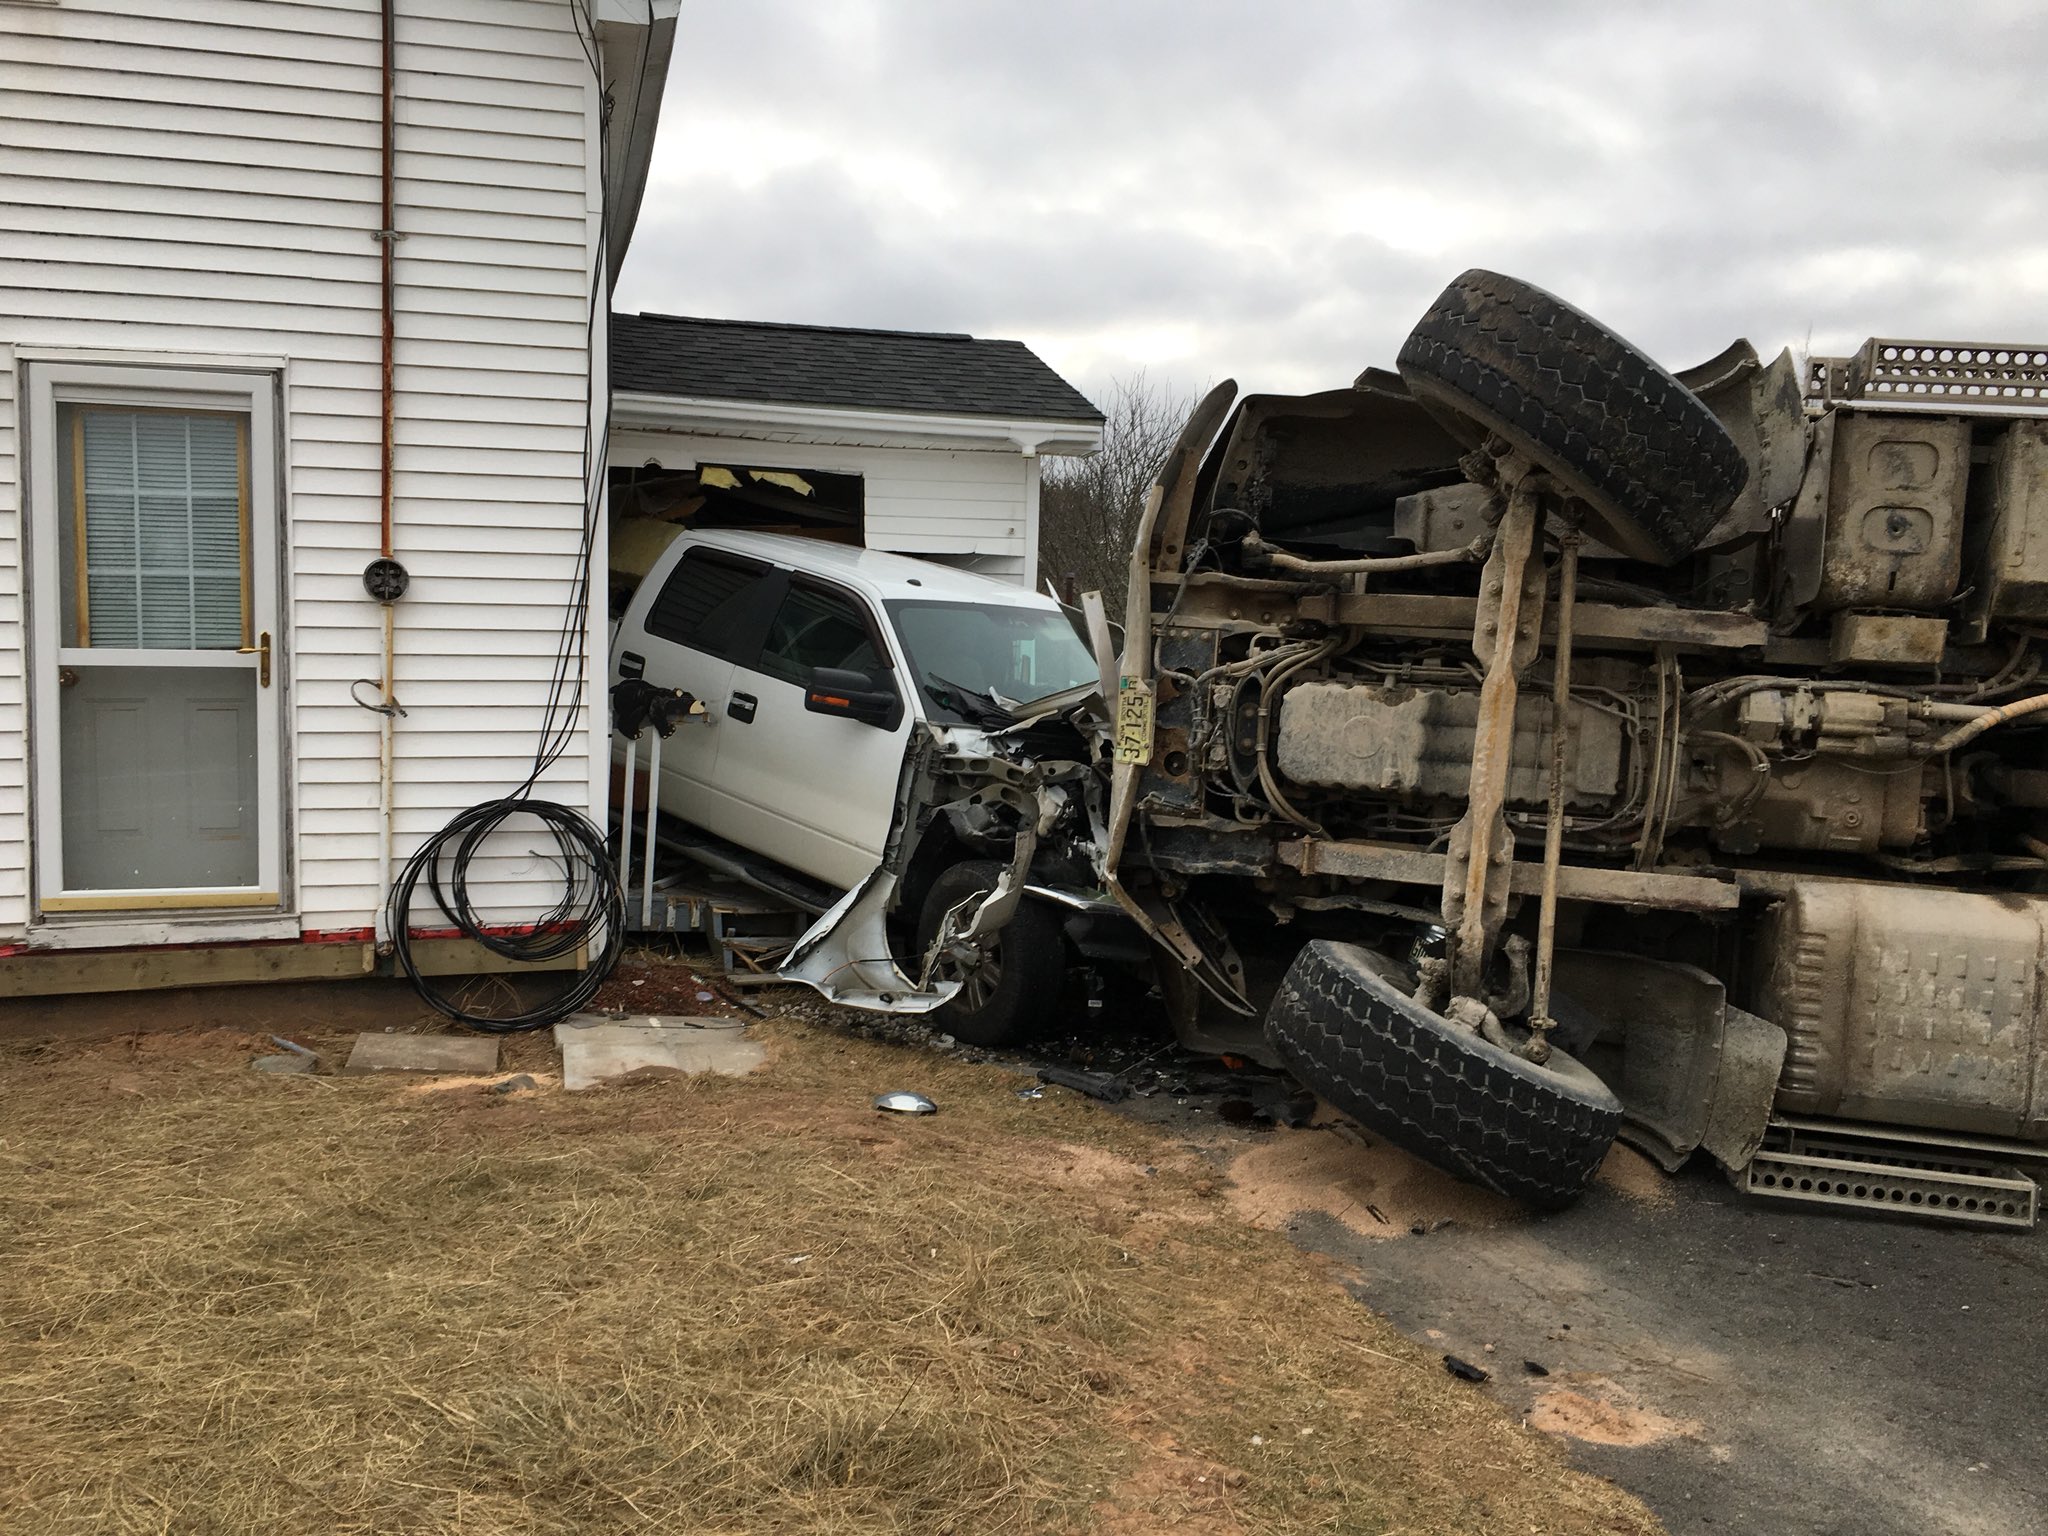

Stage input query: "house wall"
[
  {"left": 0, "top": 0, "right": 604, "bottom": 941},
  {"left": 607, "top": 426, "right": 1038, "bottom": 586}
]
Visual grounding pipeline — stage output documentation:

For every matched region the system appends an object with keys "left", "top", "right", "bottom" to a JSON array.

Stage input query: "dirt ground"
[{"left": 0, "top": 972, "right": 1660, "bottom": 1536}]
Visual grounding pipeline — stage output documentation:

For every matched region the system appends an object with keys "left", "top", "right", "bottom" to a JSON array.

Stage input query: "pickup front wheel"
[{"left": 916, "top": 860, "right": 1065, "bottom": 1047}]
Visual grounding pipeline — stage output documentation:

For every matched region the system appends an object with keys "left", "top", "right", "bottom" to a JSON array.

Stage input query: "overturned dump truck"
[
  {"left": 1117, "top": 269, "right": 2048, "bottom": 1221},
  {"left": 793, "top": 268, "right": 2048, "bottom": 1225}
]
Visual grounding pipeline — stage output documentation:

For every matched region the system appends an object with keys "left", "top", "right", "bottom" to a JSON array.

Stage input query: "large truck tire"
[
  {"left": 1263, "top": 940, "right": 1622, "bottom": 1210},
  {"left": 916, "top": 860, "right": 1065, "bottom": 1047},
  {"left": 1395, "top": 268, "right": 1749, "bottom": 565}
]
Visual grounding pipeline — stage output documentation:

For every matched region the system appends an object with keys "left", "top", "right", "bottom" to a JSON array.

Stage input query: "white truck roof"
[{"left": 680, "top": 528, "right": 1063, "bottom": 611}]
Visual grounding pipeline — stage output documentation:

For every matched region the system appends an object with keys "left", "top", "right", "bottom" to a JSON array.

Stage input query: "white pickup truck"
[{"left": 609, "top": 528, "right": 1122, "bottom": 1041}]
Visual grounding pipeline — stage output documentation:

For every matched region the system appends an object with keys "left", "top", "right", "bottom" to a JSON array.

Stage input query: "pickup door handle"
[{"left": 726, "top": 691, "right": 758, "bottom": 724}]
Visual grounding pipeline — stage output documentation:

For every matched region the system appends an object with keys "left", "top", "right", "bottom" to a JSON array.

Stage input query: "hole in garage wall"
[{"left": 608, "top": 462, "right": 866, "bottom": 617}]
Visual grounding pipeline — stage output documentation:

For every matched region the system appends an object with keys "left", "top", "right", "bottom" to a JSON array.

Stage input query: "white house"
[
  {"left": 0, "top": 0, "right": 678, "bottom": 984},
  {"left": 607, "top": 312, "right": 1104, "bottom": 591}
]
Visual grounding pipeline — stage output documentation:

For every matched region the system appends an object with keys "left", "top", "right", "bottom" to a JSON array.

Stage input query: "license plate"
[{"left": 1113, "top": 677, "right": 1154, "bottom": 765}]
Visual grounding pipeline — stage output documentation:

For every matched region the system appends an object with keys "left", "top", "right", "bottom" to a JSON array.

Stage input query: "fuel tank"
[{"left": 1754, "top": 880, "right": 2048, "bottom": 1142}]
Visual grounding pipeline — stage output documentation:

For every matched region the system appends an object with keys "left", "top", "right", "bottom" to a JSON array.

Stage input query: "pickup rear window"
[{"left": 645, "top": 548, "right": 776, "bottom": 660}]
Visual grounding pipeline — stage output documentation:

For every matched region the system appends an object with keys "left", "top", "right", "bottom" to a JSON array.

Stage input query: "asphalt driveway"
[{"left": 1326, "top": 1157, "right": 2042, "bottom": 1536}]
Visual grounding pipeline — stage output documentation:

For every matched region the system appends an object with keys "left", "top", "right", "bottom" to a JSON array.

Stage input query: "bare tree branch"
[{"left": 1038, "top": 370, "right": 1195, "bottom": 621}]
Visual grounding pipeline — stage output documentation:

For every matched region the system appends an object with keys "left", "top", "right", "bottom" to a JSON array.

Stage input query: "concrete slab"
[
  {"left": 342, "top": 1032, "right": 499, "bottom": 1077},
  {"left": 552, "top": 1014, "right": 765, "bottom": 1091}
]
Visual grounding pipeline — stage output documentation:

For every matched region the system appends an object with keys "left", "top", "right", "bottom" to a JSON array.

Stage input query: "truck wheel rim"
[{"left": 950, "top": 943, "right": 1002, "bottom": 1010}]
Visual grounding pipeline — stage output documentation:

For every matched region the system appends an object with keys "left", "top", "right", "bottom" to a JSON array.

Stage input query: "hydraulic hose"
[{"left": 1915, "top": 691, "right": 2048, "bottom": 758}]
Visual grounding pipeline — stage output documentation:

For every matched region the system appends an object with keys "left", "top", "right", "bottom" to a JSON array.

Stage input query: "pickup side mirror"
[{"left": 805, "top": 666, "right": 901, "bottom": 729}]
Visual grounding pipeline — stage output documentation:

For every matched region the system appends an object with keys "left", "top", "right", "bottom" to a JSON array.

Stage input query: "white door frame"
[{"left": 24, "top": 361, "right": 288, "bottom": 918}]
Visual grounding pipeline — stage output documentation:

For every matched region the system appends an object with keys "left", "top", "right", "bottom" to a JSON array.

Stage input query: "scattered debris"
[
  {"left": 1443, "top": 1355, "right": 1491, "bottom": 1384},
  {"left": 268, "top": 1035, "right": 319, "bottom": 1061},
  {"left": 251, "top": 1052, "right": 315, "bottom": 1076},
  {"left": 1014, "top": 1085, "right": 1046, "bottom": 1100},
  {"left": 873, "top": 1090, "right": 938, "bottom": 1115},
  {"left": 341, "top": 1033, "right": 499, "bottom": 1078},
  {"left": 1204, "top": 1097, "right": 1318, "bottom": 1130},
  {"left": 487, "top": 1074, "right": 539, "bottom": 1095},
  {"left": 1275, "top": 1091, "right": 1318, "bottom": 1127},
  {"left": 1036, "top": 1065, "right": 1130, "bottom": 1102},
  {"left": 1225, "top": 1130, "right": 1509, "bottom": 1242},
  {"left": 1524, "top": 1360, "right": 1551, "bottom": 1377}
]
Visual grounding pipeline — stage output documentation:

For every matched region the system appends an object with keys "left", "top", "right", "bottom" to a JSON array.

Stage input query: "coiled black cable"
[{"left": 386, "top": 796, "right": 625, "bottom": 1033}]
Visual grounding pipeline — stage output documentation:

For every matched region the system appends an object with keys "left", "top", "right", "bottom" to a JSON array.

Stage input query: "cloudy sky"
[{"left": 615, "top": 1, "right": 2048, "bottom": 408}]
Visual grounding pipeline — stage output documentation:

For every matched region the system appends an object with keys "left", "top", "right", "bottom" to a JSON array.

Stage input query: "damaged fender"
[
  {"left": 779, "top": 861, "right": 959, "bottom": 1012},
  {"left": 778, "top": 723, "right": 1081, "bottom": 1013}
]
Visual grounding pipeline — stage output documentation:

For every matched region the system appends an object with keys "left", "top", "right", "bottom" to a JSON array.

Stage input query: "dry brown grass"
[{"left": 0, "top": 1008, "right": 1661, "bottom": 1535}]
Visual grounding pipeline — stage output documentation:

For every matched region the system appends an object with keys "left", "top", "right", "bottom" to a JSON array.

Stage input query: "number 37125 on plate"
[{"left": 1113, "top": 677, "right": 1154, "bottom": 766}]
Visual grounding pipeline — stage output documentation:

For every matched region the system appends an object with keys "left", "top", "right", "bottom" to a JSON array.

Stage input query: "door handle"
[
  {"left": 238, "top": 631, "right": 272, "bottom": 688},
  {"left": 727, "top": 691, "right": 757, "bottom": 724}
]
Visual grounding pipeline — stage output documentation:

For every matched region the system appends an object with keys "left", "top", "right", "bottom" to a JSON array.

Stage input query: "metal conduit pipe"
[{"left": 373, "top": 0, "right": 401, "bottom": 946}]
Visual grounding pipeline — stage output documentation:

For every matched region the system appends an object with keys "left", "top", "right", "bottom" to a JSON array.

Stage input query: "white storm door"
[{"left": 27, "top": 365, "right": 284, "bottom": 914}]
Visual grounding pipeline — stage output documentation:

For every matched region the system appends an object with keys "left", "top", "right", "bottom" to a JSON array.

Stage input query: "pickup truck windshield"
[{"left": 885, "top": 599, "right": 1098, "bottom": 723}]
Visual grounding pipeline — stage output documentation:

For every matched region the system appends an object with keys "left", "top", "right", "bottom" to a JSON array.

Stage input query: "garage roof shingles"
[{"left": 611, "top": 312, "right": 1103, "bottom": 425}]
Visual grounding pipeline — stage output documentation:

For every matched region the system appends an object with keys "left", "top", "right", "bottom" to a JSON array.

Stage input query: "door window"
[
  {"left": 644, "top": 548, "right": 780, "bottom": 660},
  {"left": 58, "top": 406, "right": 251, "bottom": 651},
  {"left": 757, "top": 583, "right": 884, "bottom": 685}
]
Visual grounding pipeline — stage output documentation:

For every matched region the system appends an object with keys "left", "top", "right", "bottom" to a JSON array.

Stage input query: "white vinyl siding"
[
  {"left": 0, "top": 357, "right": 22, "bottom": 931},
  {"left": 606, "top": 428, "right": 1036, "bottom": 584},
  {"left": 0, "top": 0, "right": 602, "bottom": 939}
]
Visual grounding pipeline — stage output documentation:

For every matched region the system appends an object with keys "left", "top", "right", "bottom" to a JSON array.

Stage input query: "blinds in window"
[{"left": 76, "top": 410, "right": 246, "bottom": 650}]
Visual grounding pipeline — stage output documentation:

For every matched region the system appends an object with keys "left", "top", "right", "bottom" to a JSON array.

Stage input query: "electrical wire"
[
  {"left": 385, "top": 0, "right": 631, "bottom": 1029},
  {"left": 386, "top": 797, "right": 625, "bottom": 1032}
]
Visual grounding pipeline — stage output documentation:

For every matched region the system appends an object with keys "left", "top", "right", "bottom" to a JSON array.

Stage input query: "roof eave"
[
  {"left": 595, "top": 1, "right": 680, "bottom": 281},
  {"left": 610, "top": 389, "right": 1106, "bottom": 455}
]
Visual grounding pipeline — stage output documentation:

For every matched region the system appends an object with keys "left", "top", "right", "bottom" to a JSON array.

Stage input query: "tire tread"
[
  {"left": 1264, "top": 940, "right": 1621, "bottom": 1209},
  {"left": 1395, "top": 268, "right": 1747, "bottom": 564}
]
